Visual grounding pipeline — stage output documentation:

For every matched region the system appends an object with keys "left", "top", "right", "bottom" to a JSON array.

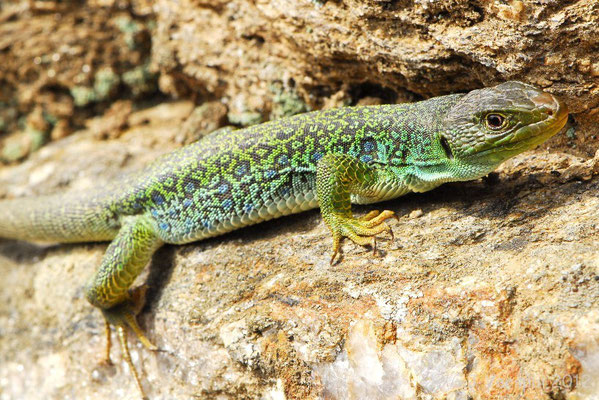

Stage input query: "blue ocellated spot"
[
  {"left": 151, "top": 209, "right": 159, "bottom": 217},
  {"left": 186, "top": 182, "right": 195, "bottom": 192},
  {"left": 243, "top": 203, "right": 254, "bottom": 213},
  {"left": 360, "top": 154, "right": 373, "bottom": 163},
  {"left": 218, "top": 184, "right": 229, "bottom": 194},
  {"left": 222, "top": 199, "right": 233, "bottom": 210},
  {"left": 159, "top": 222, "right": 169, "bottom": 231},
  {"left": 169, "top": 209, "right": 178, "bottom": 217},
  {"left": 363, "top": 141, "right": 374, "bottom": 152},
  {"left": 281, "top": 187, "right": 291, "bottom": 197},
  {"left": 236, "top": 165, "right": 248, "bottom": 176},
  {"left": 183, "top": 199, "right": 193, "bottom": 208},
  {"left": 265, "top": 169, "right": 276, "bottom": 179},
  {"left": 278, "top": 154, "right": 289, "bottom": 165},
  {"left": 312, "top": 152, "right": 323, "bottom": 162},
  {"left": 152, "top": 193, "right": 165, "bottom": 205}
]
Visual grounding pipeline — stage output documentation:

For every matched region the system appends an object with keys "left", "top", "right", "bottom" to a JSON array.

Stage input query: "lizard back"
[
  {"left": 115, "top": 100, "right": 461, "bottom": 244},
  {"left": 0, "top": 97, "right": 463, "bottom": 245}
]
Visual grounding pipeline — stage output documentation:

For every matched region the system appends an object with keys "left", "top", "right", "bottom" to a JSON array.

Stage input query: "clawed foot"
[
  {"left": 101, "top": 285, "right": 157, "bottom": 399},
  {"left": 329, "top": 209, "right": 398, "bottom": 264}
]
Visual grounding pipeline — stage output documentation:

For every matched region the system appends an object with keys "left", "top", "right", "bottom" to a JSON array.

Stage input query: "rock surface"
[{"left": 1, "top": 1, "right": 599, "bottom": 400}]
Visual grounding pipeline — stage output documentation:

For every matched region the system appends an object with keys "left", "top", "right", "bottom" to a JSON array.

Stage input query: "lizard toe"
[{"left": 328, "top": 212, "right": 396, "bottom": 263}]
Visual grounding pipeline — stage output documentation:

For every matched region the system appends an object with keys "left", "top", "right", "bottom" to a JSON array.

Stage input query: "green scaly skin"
[{"left": 0, "top": 81, "right": 568, "bottom": 397}]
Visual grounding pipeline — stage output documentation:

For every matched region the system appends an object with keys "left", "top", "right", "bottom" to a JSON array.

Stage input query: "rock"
[
  {"left": 0, "top": 1, "right": 156, "bottom": 161},
  {"left": 176, "top": 102, "right": 228, "bottom": 144},
  {"left": 408, "top": 209, "right": 423, "bottom": 219},
  {"left": 87, "top": 100, "right": 133, "bottom": 140}
]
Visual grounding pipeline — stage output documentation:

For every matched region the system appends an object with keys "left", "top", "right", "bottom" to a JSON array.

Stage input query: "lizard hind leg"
[{"left": 85, "top": 215, "right": 163, "bottom": 398}]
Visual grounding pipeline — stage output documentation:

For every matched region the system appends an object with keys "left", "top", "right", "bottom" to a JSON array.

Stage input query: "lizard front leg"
[
  {"left": 85, "top": 215, "right": 163, "bottom": 399},
  {"left": 316, "top": 153, "right": 398, "bottom": 264}
]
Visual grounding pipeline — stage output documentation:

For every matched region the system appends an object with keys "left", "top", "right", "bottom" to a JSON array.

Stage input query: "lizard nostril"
[{"left": 531, "top": 92, "right": 558, "bottom": 115}]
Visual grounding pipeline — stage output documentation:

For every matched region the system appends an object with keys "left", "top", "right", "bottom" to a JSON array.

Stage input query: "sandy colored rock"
[{"left": 0, "top": 0, "right": 155, "bottom": 160}]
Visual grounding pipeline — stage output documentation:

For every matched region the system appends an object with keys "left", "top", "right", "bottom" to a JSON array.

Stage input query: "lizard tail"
[{"left": 0, "top": 193, "right": 119, "bottom": 243}]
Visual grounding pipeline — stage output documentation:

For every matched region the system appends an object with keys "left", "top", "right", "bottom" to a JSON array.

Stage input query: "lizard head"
[{"left": 439, "top": 81, "right": 568, "bottom": 171}]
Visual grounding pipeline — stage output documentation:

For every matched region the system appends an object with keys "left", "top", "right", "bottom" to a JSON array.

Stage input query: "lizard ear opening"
[{"left": 440, "top": 136, "right": 454, "bottom": 160}]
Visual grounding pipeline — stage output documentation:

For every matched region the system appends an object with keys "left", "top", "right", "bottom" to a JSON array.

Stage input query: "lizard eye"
[{"left": 485, "top": 113, "right": 507, "bottom": 130}]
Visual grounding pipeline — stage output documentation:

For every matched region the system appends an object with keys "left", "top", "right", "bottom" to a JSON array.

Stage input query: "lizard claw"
[
  {"left": 330, "top": 232, "right": 342, "bottom": 265},
  {"left": 101, "top": 285, "right": 157, "bottom": 399},
  {"left": 327, "top": 209, "right": 396, "bottom": 261}
]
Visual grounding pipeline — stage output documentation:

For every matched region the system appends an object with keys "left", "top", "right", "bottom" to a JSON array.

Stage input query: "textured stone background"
[{"left": 0, "top": 1, "right": 598, "bottom": 399}]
